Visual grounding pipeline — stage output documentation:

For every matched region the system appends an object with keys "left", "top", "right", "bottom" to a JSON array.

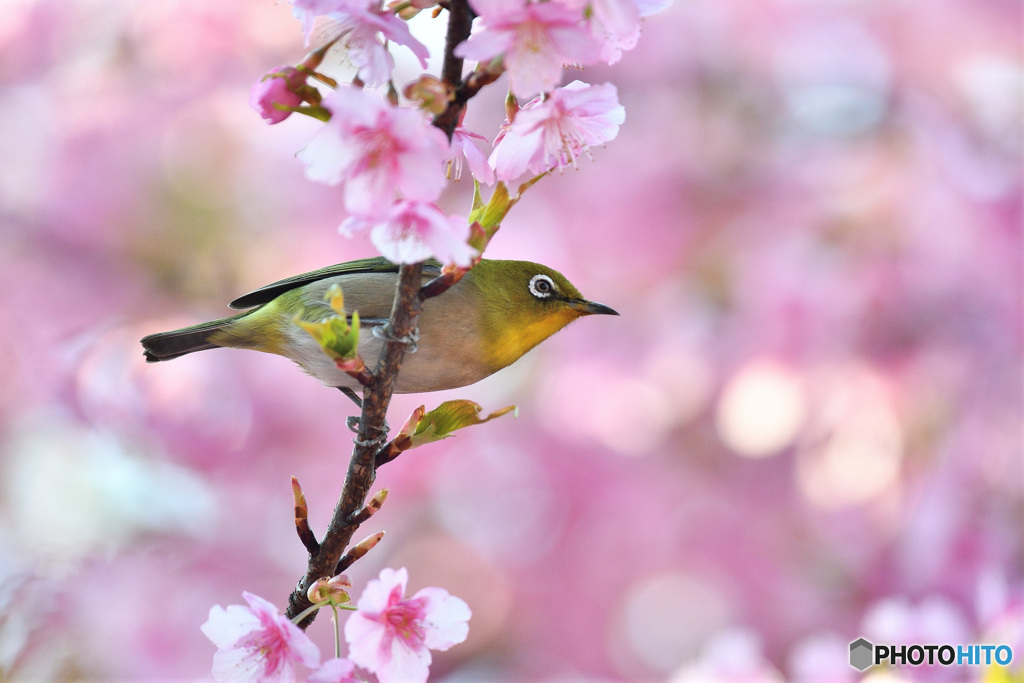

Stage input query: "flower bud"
[
  {"left": 404, "top": 76, "right": 452, "bottom": 116},
  {"left": 249, "top": 67, "right": 306, "bottom": 124},
  {"left": 307, "top": 574, "right": 353, "bottom": 605},
  {"left": 353, "top": 530, "right": 385, "bottom": 555}
]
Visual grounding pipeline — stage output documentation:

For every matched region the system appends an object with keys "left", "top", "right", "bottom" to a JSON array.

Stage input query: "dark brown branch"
[
  {"left": 285, "top": 0, "right": 482, "bottom": 627},
  {"left": 286, "top": 265, "right": 423, "bottom": 626},
  {"left": 420, "top": 262, "right": 473, "bottom": 301},
  {"left": 340, "top": 359, "right": 374, "bottom": 387},
  {"left": 431, "top": 0, "right": 476, "bottom": 139},
  {"left": 374, "top": 435, "right": 409, "bottom": 468},
  {"left": 457, "top": 64, "right": 505, "bottom": 105}
]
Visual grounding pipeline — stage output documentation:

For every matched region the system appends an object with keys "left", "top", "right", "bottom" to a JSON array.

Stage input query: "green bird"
[{"left": 140, "top": 257, "right": 618, "bottom": 394}]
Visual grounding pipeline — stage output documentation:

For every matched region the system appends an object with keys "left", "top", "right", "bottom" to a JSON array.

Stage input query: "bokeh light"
[{"left": 715, "top": 357, "right": 807, "bottom": 458}]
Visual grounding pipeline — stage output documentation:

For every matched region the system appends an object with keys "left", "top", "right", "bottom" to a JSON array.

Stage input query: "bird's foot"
[
  {"left": 346, "top": 415, "right": 390, "bottom": 450},
  {"left": 372, "top": 323, "right": 420, "bottom": 353}
]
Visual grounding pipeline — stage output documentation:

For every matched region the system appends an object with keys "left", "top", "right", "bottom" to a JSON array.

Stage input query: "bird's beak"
[{"left": 570, "top": 299, "right": 620, "bottom": 316}]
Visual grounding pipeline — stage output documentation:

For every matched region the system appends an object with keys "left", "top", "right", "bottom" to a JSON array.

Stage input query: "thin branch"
[
  {"left": 373, "top": 435, "right": 409, "bottom": 468},
  {"left": 456, "top": 63, "right": 505, "bottom": 105},
  {"left": 431, "top": 0, "right": 476, "bottom": 139},
  {"left": 420, "top": 262, "right": 473, "bottom": 301}
]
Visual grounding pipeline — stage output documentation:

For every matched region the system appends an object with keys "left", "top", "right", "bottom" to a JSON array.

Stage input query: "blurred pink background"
[{"left": 0, "top": 0, "right": 1021, "bottom": 680}]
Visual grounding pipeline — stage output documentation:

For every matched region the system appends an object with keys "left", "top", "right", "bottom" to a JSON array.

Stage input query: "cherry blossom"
[
  {"left": 344, "top": 567, "right": 471, "bottom": 683},
  {"left": 448, "top": 127, "right": 496, "bottom": 185},
  {"left": 290, "top": 0, "right": 428, "bottom": 85},
  {"left": 569, "top": 0, "right": 674, "bottom": 64},
  {"left": 456, "top": 0, "right": 600, "bottom": 97},
  {"left": 307, "top": 658, "right": 362, "bottom": 683},
  {"left": 200, "top": 591, "right": 321, "bottom": 683},
  {"left": 341, "top": 200, "right": 477, "bottom": 267},
  {"left": 583, "top": 0, "right": 641, "bottom": 64},
  {"left": 297, "top": 86, "right": 450, "bottom": 216},
  {"left": 291, "top": 0, "right": 347, "bottom": 40},
  {"left": 489, "top": 80, "right": 625, "bottom": 180}
]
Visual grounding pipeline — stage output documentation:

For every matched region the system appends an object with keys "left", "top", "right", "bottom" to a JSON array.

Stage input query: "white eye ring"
[{"left": 529, "top": 274, "right": 556, "bottom": 299}]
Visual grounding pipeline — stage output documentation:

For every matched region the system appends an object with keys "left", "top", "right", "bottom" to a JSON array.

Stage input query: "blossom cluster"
[
  {"left": 247, "top": 0, "right": 659, "bottom": 267},
  {"left": 202, "top": 568, "right": 470, "bottom": 683},
  {"left": 218, "top": 0, "right": 665, "bottom": 678},
  {"left": 1, "top": 0, "right": 1018, "bottom": 679}
]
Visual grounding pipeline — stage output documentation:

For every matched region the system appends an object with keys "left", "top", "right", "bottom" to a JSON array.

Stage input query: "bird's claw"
[
  {"left": 372, "top": 323, "right": 419, "bottom": 353},
  {"left": 346, "top": 415, "right": 390, "bottom": 450}
]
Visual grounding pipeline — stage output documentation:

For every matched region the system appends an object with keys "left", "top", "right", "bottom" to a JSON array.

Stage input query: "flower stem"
[
  {"left": 291, "top": 601, "right": 325, "bottom": 625},
  {"left": 332, "top": 605, "right": 342, "bottom": 659}
]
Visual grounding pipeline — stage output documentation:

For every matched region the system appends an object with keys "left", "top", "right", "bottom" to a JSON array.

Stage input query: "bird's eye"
[{"left": 529, "top": 274, "right": 555, "bottom": 299}]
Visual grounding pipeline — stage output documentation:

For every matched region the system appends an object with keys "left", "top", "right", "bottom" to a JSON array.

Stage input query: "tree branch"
[
  {"left": 285, "top": 0, "right": 481, "bottom": 627},
  {"left": 286, "top": 265, "right": 422, "bottom": 625},
  {"left": 431, "top": 0, "right": 476, "bottom": 139}
]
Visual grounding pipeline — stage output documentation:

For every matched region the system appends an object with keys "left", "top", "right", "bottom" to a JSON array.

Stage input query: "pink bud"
[{"left": 249, "top": 67, "right": 305, "bottom": 124}]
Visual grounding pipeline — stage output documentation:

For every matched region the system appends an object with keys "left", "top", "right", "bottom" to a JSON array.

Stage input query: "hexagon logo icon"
[{"left": 849, "top": 637, "right": 874, "bottom": 671}]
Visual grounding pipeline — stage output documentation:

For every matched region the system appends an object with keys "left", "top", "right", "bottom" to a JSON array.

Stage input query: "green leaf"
[{"left": 406, "top": 400, "right": 517, "bottom": 448}]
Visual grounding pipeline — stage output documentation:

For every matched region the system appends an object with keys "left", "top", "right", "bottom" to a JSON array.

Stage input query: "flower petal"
[
  {"left": 358, "top": 567, "right": 409, "bottom": 614},
  {"left": 201, "top": 604, "right": 262, "bottom": 649},
  {"left": 344, "top": 610, "right": 390, "bottom": 671},
  {"left": 415, "top": 587, "right": 472, "bottom": 651},
  {"left": 298, "top": 126, "right": 359, "bottom": 186},
  {"left": 375, "top": 637, "right": 431, "bottom": 683},
  {"left": 308, "top": 657, "right": 360, "bottom": 683},
  {"left": 211, "top": 641, "right": 265, "bottom": 683}
]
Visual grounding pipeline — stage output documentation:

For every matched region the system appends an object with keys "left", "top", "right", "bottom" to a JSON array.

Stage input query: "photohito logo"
[{"left": 849, "top": 637, "right": 1014, "bottom": 671}]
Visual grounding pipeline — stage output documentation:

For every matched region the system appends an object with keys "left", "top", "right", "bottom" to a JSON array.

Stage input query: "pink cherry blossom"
[
  {"left": 297, "top": 86, "right": 450, "bottom": 216},
  {"left": 448, "top": 127, "right": 496, "bottom": 185},
  {"left": 585, "top": 0, "right": 641, "bottom": 64},
  {"left": 565, "top": 0, "right": 673, "bottom": 63},
  {"left": 489, "top": 80, "right": 625, "bottom": 180},
  {"left": 291, "top": 0, "right": 347, "bottom": 40},
  {"left": 455, "top": 0, "right": 600, "bottom": 97},
  {"left": 307, "top": 658, "right": 362, "bottom": 683},
  {"left": 340, "top": 200, "right": 477, "bottom": 267},
  {"left": 249, "top": 67, "right": 306, "bottom": 124},
  {"left": 290, "top": 0, "right": 428, "bottom": 85},
  {"left": 200, "top": 591, "right": 321, "bottom": 683},
  {"left": 344, "top": 567, "right": 471, "bottom": 683}
]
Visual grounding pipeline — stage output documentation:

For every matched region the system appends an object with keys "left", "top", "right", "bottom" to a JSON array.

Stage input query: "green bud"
[{"left": 294, "top": 285, "right": 361, "bottom": 361}]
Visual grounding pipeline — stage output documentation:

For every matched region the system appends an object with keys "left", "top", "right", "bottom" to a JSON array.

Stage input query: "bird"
[{"left": 140, "top": 257, "right": 618, "bottom": 394}]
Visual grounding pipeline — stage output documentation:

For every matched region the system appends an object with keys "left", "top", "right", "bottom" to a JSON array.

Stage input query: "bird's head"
[{"left": 470, "top": 259, "right": 619, "bottom": 372}]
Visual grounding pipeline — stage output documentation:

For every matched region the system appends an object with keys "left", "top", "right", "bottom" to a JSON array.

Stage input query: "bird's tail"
[{"left": 140, "top": 314, "right": 247, "bottom": 363}]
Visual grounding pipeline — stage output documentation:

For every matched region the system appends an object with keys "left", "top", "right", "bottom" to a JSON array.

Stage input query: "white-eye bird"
[{"left": 140, "top": 257, "right": 618, "bottom": 393}]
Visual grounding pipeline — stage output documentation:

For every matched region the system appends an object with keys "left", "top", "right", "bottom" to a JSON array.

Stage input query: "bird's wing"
[{"left": 228, "top": 257, "right": 443, "bottom": 310}]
